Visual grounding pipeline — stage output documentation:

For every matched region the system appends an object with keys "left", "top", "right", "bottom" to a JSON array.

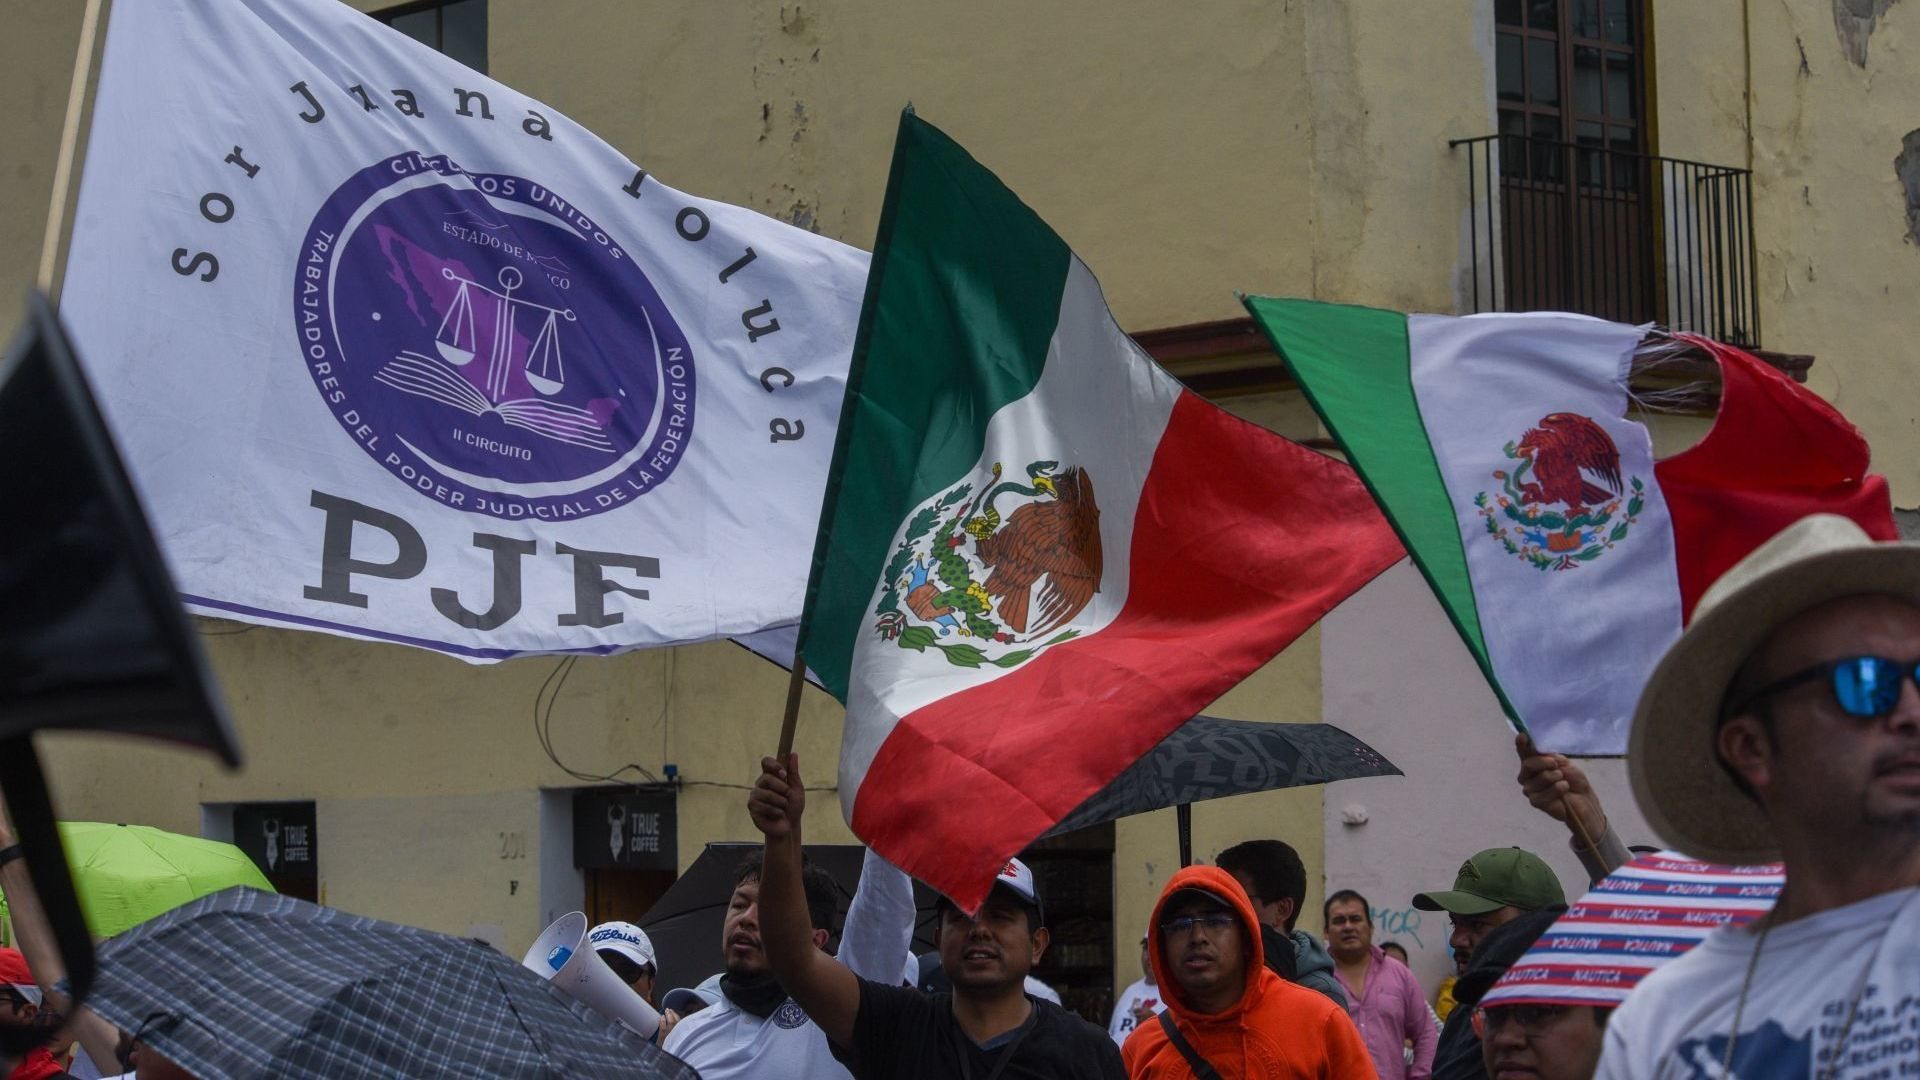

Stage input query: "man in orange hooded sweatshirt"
[{"left": 1123, "top": 866, "right": 1376, "bottom": 1080}]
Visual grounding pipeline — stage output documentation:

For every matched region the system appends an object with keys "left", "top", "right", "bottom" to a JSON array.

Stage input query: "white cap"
[
  {"left": 995, "top": 857, "right": 1040, "bottom": 907},
  {"left": 587, "top": 921, "right": 655, "bottom": 969}
]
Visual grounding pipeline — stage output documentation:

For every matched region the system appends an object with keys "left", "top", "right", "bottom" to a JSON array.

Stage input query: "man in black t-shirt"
[{"left": 748, "top": 752, "right": 1124, "bottom": 1080}]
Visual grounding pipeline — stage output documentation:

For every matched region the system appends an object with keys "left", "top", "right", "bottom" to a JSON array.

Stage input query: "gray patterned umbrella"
[
  {"left": 1042, "top": 716, "right": 1400, "bottom": 837},
  {"left": 84, "top": 888, "right": 699, "bottom": 1079}
]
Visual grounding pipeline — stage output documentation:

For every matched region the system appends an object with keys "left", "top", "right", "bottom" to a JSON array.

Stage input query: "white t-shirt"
[
  {"left": 660, "top": 992, "right": 853, "bottom": 1080},
  {"left": 660, "top": 846, "right": 910, "bottom": 1079},
  {"left": 1107, "top": 977, "right": 1165, "bottom": 1047},
  {"left": 1595, "top": 885, "right": 1920, "bottom": 1079}
]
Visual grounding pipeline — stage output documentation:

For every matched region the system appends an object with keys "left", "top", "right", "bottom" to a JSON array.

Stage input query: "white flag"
[{"left": 60, "top": 0, "right": 868, "bottom": 660}]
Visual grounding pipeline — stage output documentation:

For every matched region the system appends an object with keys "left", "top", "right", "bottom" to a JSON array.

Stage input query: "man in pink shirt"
[{"left": 1325, "top": 890, "right": 1437, "bottom": 1080}]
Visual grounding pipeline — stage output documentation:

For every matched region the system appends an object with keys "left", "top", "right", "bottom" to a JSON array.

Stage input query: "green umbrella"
[{"left": 1, "top": 823, "right": 274, "bottom": 940}]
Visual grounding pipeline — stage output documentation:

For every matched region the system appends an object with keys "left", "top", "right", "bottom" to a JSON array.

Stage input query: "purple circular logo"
[{"left": 296, "top": 152, "right": 694, "bottom": 519}]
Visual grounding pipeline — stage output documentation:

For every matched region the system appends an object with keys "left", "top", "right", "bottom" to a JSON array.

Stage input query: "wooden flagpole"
[
  {"left": 769, "top": 107, "right": 918, "bottom": 762},
  {"left": 37, "top": 0, "right": 107, "bottom": 306},
  {"left": 776, "top": 651, "right": 807, "bottom": 759},
  {"left": 1564, "top": 796, "right": 1601, "bottom": 856}
]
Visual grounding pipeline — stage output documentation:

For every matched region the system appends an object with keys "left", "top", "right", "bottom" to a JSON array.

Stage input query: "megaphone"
[{"left": 522, "top": 912, "right": 662, "bottom": 1039}]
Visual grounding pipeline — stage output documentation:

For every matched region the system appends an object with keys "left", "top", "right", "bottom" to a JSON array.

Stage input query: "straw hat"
[{"left": 1629, "top": 514, "right": 1920, "bottom": 863}]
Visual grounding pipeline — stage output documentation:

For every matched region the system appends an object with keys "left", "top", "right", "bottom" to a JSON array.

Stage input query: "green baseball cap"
[{"left": 1411, "top": 848, "right": 1565, "bottom": 916}]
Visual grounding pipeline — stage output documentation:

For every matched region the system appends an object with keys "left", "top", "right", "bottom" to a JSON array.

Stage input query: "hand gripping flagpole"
[{"left": 36, "top": 0, "right": 107, "bottom": 305}]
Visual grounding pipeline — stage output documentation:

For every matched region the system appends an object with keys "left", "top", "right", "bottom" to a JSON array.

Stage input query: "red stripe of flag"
[
  {"left": 1655, "top": 336, "right": 1895, "bottom": 621},
  {"left": 1564, "top": 903, "right": 1766, "bottom": 928}
]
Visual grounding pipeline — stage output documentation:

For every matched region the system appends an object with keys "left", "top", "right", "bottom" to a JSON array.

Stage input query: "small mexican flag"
[
  {"left": 797, "top": 113, "right": 1404, "bottom": 911},
  {"left": 1246, "top": 298, "right": 1896, "bottom": 753}
]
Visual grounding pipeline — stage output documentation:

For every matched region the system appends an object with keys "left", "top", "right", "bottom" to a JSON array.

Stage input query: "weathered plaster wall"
[
  {"left": 490, "top": 0, "right": 1318, "bottom": 328},
  {"left": 1654, "top": 0, "right": 1920, "bottom": 499},
  {"left": 1832, "top": 0, "right": 1903, "bottom": 67},
  {"left": 1303, "top": 0, "right": 1496, "bottom": 313},
  {"left": 0, "top": 2, "right": 84, "bottom": 330}
]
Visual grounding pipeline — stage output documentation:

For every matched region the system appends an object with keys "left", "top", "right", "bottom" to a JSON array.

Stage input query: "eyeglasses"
[
  {"left": 1159, "top": 913, "right": 1236, "bottom": 938},
  {"left": 1727, "top": 655, "right": 1920, "bottom": 720},
  {"left": 1471, "top": 1004, "right": 1573, "bottom": 1039}
]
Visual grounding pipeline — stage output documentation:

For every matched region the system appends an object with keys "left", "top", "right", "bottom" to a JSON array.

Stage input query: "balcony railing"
[{"left": 1450, "top": 133, "right": 1760, "bottom": 347}]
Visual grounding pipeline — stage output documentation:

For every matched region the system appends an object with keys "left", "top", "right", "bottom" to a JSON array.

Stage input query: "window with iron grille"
[
  {"left": 376, "top": 0, "right": 487, "bottom": 74},
  {"left": 1481, "top": 0, "right": 1678, "bottom": 330},
  {"left": 1496, "top": 0, "right": 1645, "bottom": 186}
]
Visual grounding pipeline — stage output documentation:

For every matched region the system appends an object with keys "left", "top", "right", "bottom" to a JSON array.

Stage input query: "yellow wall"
[
  {"left": 0, "top": 1, "right": 85, "bottom": 333},
  {"left": 1651, "top": 0, "right": 1920, "bottom": 499},
  {"left": 320, "top": 789, "right": 541, "bottom": 947},
  {"left": 5, "top": 0, "right": 1918, "bottom": 997}
]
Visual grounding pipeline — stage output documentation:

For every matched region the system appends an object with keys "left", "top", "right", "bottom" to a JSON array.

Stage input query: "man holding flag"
[
  {"left": 747, "top": 752, "right": 1125, "bottom": 1079},
  {"left": 783, "top": 107, "right": 1402, "bottom": 915}
]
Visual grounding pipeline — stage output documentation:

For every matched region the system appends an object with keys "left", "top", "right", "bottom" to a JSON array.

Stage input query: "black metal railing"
[{"left": 1450, "top": 133, "right": 1760, "bottom": 347}]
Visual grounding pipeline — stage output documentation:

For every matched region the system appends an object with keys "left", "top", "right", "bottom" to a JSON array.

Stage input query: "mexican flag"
[
  {"left": 797, "top": 114, "right": 1404, "bottom": 911},
  {"left": 1246, "top": 298, "right": 1895, "bottom": 753}
]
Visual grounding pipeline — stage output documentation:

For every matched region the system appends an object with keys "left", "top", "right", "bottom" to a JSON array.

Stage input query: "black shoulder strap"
[{"left": 1156, "top": 1011, "right": 1223, "bottom": 1080}]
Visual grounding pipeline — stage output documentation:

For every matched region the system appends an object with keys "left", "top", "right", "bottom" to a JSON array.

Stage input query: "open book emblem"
[{"left": 374, "top": 262, "right": 616, "bottom": 454}]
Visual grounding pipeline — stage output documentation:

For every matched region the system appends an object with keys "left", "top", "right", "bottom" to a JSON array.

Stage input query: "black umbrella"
[
  {"left": 84, "top": 888, "right": 698, "bottom": 1079},
  {"left": 1043, "top": 715, "right": 1401, "bottom": 839},
  {"left": 641, "top": 843, "right": 943, "bottom": 1003},
  {"left": 643, "top": 717, "right": 1399, "bottom": 992}
]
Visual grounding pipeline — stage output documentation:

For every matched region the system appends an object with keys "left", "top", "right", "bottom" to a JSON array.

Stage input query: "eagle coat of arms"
[
  {"left": 1473, "top": 413, "right": 1645, "bottom": 571},
  {"left": 873, "top": 460, "right": 1102, "bottom": 669}
]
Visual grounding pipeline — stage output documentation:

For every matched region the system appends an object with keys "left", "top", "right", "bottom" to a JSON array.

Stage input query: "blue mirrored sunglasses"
[{"left": 1729, "top": 655, "right": 1920, "bottom": 720}]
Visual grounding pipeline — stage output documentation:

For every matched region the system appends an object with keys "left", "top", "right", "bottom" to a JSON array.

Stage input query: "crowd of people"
[{"left": 2, "top": 520, "right": 1918, "bottom": 1077}]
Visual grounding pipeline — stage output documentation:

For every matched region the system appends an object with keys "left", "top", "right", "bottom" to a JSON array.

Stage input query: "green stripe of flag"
[
  {"left": 799, "top": 110, "right": 1072, "bottom": 699},
  {"left": 1243, "top": 296, "right": 1511, "bottom": 717}
]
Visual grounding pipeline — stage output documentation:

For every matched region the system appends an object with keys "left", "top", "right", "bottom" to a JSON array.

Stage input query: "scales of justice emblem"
[
  {"left": 376, "top": 260, "right": 616, "bottom": 454},
  {"left": 298, "top": 154, "right": 696, "bottom": 519}
]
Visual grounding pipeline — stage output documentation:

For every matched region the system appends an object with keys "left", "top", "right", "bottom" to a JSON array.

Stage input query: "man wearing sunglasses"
[
  {"left": 1122, "top": 865, "right": 1372, "bottom": 1078},
  {"left": 1596, "top": 515, "right": 1920, "bottom": 1077}
]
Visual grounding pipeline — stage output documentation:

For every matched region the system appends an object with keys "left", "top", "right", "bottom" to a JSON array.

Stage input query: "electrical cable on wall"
[
  {"left": 533, "top": 653, "right": 665, "bottom": 786},
  {"left": 530, "top": 649, "right": 837, "bottom": 791}
]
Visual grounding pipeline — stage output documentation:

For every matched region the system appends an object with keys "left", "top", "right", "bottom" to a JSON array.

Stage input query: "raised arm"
[
  {"left": 1514, "top": 733, "right": 1629, "bottom": 884},
  {"left": 748, "top": 753, "right": 862, "bottom": 1047},
  {"left": 0, "top": 799, "right": 126, "bottom": 1071},
  {"left": 838, "top": 847, "right": 917, "bottom": 984}
]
